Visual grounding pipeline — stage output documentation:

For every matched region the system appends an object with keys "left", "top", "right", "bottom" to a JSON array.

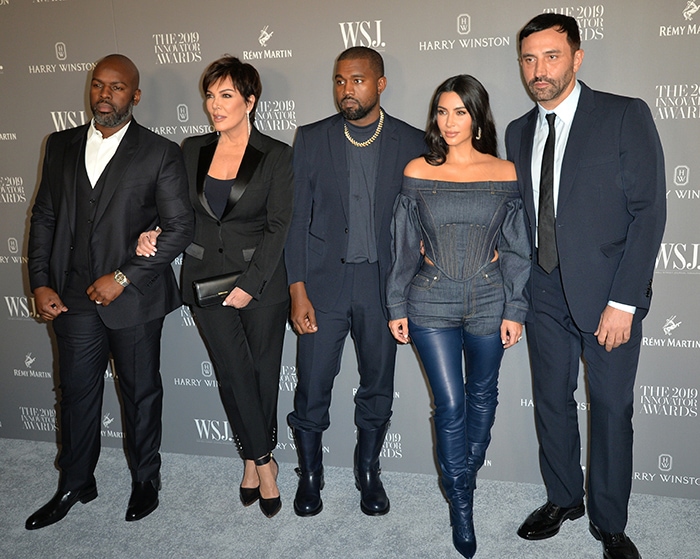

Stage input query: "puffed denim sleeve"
[
  {"left": 498, "top": 196, "right": 531, "bottom": 324},
  {"left": 386, "top": 192, "right": 423, "bottom": 320}
]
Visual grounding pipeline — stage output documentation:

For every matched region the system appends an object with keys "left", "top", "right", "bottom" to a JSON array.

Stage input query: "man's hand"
[
  {"left": 289, "top": 282, "right": 318, "bottom": 335},
  {"left": 223, "top": 286, "right": 253, "bottom": 309},
  {"left": 594, "top": 305, "right": 633, "bottom": 352},
  {"left": 389, "top": 318, "right": 410, "bottom": 344},
  {"left": 136, "top": 227, "right": 161, "bottom": 257},
  {"left": 501, "top": 319, "right": 523, "bottom": 349},
  {"left": 34, "top": 286, "right": 68, "bottom": 321},
  {"left": 87, "top": 273, "right": 125, "bottom": 306}
]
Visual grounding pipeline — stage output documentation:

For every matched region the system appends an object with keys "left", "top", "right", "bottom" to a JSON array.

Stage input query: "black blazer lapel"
[
  {"left": 62, "top": 127, "right": 88, "bottom": 239},
  {"left": 196, "top": 137, "right": 218, "bottom": 218},
  {"left": 519, "top": 109, "right": 538, "bottom": 230},
  {"left": 221, "top": 141, "right": 263, "bottom": 219}
]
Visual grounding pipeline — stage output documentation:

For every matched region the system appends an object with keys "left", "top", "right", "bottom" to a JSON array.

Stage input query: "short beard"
[
  {"left": 339, "top": 97, "right": 377, "bottom": 122},
  {"left": 92, "top": 100, "right": 134, "bottom": 128},
  {"left": 527, "top": 68, "right": 574, "bottom": 105}
]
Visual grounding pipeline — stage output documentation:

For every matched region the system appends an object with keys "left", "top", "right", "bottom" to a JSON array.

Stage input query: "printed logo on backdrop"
[
  {"left": 104, "top": 359, "right": 116, "bottom": 382},
  {"left": 101, "top": 412, "right": 124, "bottom": 438},
  {"left": 50, "top": 109, "right": 88, "bottom": 132},
  {"left": 172, "top": 361, "right": 219, "bottom": 389},
  {"left": 543, "top": 6, "right": 605, "bottom": 40},
  {"left": 0, "top": 176, "right": 25, "bottom": 204},
  {"left": 242, "top": 25, "right": 293, "bottom": 61},
  {"left": 193, "top": 418, "right": 233, "bottom": 444},
  {"left": 255, "top": 99, "right": 297, "bottom": 133},
  {"left": 0, "top": 130, "right": 17, "bottom": 140},
  {"left": 643, "top": 314, "right": 700, "bottom": 349},
  {"left": 659, "top": 1, "right": 700, "bottom": 36},
  {"left": 149, "top": 104, "right": 213, "bottom": 138},
  {"left": 279, "top": 365, "right": 297, "bottom": 392},
  {"left": 667, "top": 165, "right": 699, "bottom": 201},
  {"left": 521, "top": 397, "right": 589, "bottom": 412},
  {"left": 4, "top": 296, "right": 38, "bottom": 320},
  {"left": 13, "top": 352, "right": 52, "bottom": 379},
  {"left": 339, "top": 20, "right": 385, "bottom": 50},
  {"left": 634, "top": 454, "right": 700, "bottom": 486},
  {"left": 655, "top": 84, "right": 700, "bottom": 119},
  {"left": 28, "top": 42, "right": 96, "bottom": 75},
  {"left": 153, "top": 32, "right": 202, "bottom": 65},
  {"left": 276, "top": 426, "right": 330, "bottom": 453},
  {"left": 638, "top": 384, "right": 698, "bottom": 417},
  {"left": 381, "top": 430, "right": 403, "bottom": 459},
  {"left": 417, "top": 13, "right": 509, "bottom": 52},
  {"left": 180, "top": 305, "right": 195, "bottom": 327},
  {"left": 1, "top": 236, "right": 27, "bottom": 264},
  {"left": 20, "top": 406, "right": 57, "bottom": 432},
  {"left": 655, "top": 242, "right": 700, "bottom": 273}
]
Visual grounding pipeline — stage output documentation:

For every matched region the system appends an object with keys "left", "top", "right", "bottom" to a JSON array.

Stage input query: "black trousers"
[
  {"left": 193, "top": 300, "right": 288, "bottom": 460},
  {"left": 52, "top": 309, "right": 164, "bottom": 490},
  {"left": 288, "top": 261, "right": 396, "bottom": 432},
  {"left": 527, "top": 263, "right": 642, "bottom": 534}
]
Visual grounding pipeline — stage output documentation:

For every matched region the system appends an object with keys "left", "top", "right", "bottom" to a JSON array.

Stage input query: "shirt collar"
[{"left": 537, "top": 80, "right": 581, "bottom": 126}]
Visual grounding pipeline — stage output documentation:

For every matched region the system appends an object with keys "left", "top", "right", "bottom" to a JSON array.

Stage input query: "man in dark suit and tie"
[
  {"left": 285, "top": 47, "right": 424, "bottom": 517},
  {"left": 26, "top": 54, "right": 193, "bottom": 529},
  {"left": 505, "top": 14, "right": 666, "bottom": 559}
]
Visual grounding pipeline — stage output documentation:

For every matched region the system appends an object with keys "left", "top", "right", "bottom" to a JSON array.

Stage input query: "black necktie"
[{"left": 538, "top": 113, "right": 557, "bottom": 273}]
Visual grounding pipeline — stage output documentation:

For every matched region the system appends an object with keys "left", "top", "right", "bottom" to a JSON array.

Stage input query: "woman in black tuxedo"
[{"left": 138, "top": 55, "right": 293, "bottom": 518}]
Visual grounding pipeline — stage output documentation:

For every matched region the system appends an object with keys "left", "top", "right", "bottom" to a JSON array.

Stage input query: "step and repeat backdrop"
[{"left": 0, "top": 0, "right": 698, "bottom": 499}]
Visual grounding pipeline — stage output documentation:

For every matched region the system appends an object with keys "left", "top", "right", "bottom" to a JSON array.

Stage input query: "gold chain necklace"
[{"left": 344, "top": 109, "right": 384, "bottom": 148}]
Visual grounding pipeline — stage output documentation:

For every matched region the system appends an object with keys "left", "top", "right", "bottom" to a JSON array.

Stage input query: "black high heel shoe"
[
  {"left": 239, "top": 485, "right": 260, "bottom": 507},
  {"left": 256, "top": 454, "right": 281, "bottom": 518}
]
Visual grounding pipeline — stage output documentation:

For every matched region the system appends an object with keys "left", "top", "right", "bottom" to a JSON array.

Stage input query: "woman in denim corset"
[{"left": 386, "top": 75, "right": 530, "bottom": 558}]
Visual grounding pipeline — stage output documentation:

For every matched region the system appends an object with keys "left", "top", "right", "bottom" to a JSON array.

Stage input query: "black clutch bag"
[{"left": 192, "top": 272, "right": 241, "bottom": 307}]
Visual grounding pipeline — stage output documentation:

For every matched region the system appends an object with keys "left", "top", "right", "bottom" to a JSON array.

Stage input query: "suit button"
[
  {"left": 345, "top": 228, "right": 349, "bottom": 234},
  {"left": 218, "top": 248, "right": 224, "bottom": 253},
  {"left": 340, "top": 258, "right": 346, "bottom": 264}
]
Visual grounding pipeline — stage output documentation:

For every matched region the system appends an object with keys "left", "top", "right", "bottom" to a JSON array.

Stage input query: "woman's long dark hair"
[{"left": 424, "top": 74, "right": 498, "bottom": 165}]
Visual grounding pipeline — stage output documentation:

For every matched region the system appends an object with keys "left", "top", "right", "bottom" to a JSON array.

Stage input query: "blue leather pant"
[{"left": 409, "top": 320, "right": 503, "bottom": 480}]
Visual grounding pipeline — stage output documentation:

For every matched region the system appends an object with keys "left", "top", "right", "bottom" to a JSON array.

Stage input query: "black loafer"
[
  {"left": 25, "top": 483, "right": 98, "bottom": 530},
  {"left": 517, "top": 500, "right": 585, "bottom": 540},
  {"left": 125, "top": 476, "right": 160, "bottom": 522},
  {"left": 590, "top": 521, "right": 641, "bottom": 559}
]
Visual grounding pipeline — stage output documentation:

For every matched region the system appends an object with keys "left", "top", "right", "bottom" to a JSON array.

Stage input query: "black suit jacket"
[
  {"left": 505, "top": 82, "right": 666, "bottom": 331},
  {"left": 180, "top": 128, "right": 293, "bottom": 308},
  {"left": 285, "top": 112, "right": 425, "bottom": 317},
  {"left": 28, "top": 119, "right": 194, "bottom": 329}
]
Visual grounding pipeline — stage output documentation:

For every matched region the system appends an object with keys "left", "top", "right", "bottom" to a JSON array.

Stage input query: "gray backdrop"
[{"left": 1, "top": 0, "right": 698, "bottom": 500}]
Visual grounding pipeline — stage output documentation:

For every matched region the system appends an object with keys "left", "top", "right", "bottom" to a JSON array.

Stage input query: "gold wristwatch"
[{"left": 114, "top": 269, "right": 129, "bottom": 287}]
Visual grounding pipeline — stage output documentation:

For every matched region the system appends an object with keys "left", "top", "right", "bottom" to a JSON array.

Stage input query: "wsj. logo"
[
  {"left": 674, "top": 165, "right": 690, "bottom": 187},
  {"left": 25, "top": 353, "right": 36, "bottom": 368},
  {"left": 457, "top": 14, "right": 471, "bottom": 35},
  {"left": 655, "top": 243, "right": 700, "bottom": 272},
  {"left": 663, "top": 315, "right": 682, "bottom": 336},
  {"left": 194, "top": 418, "right": 233, "bottom": 443},
  {"left": 201, "top": 361, "right": 213, "bottom": 377},
  {"left": 259, "top": 25, "right": 273, "bottom": 47},
  {"left": 339, "top": 20, "right": 385, "bottom": 49},
  {"left": 683, "top": 1, "right": 699, "bottom": 20},
  {"left": 177, "top": 104, "right": 189, "bottom": 123},
  {"left": 4, "top": 296, "right": 38, "bottom": 319},
  {"left": 55, "top": 42, "right": 67, "bottom": 61},
  {"left": 659, "top": 454, "right": 673, "bottom": 471},
  {"left": 8, "top": 238, "right": 18, "bottom": 253},
  {"left": 51, "top": 110, "right": 87, "bottom": 132}
]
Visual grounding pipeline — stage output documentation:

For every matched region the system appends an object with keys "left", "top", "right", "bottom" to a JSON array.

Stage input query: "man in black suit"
[
  {"left": 505, "top": 14, "right": 665, "bottom": 559},
  {"left": 26, "top": 54, "right": 193, "bottom": 529},
  {"left": 285, "top": 47, "right": 424, "bottom": 517}
]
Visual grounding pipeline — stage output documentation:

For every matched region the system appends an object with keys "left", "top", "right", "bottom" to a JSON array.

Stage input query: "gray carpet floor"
[{"left": 2, "top": 438, "right": 697, "bottom": 558}]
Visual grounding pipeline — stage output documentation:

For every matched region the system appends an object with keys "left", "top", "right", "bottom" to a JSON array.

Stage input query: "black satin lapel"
[
  {"left": 63, "top": 130, "right": 86, "bottom": 238},
  {"left": 221, "top": 143, "right": 263, "bottom": 218},
  {"left": 197, "top": 140, "right": 218, "bottom": 218}
]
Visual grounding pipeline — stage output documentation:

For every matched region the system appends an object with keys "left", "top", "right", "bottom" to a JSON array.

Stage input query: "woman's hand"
[
  {"left": 501, "top": 319, "right": 523, "bottom": 349},
  {"left": 222, "top": 286, "right": 253, "bottom": 309},
  {"left": 136, "top": 226, "right": 161, "bottom": 257},
  {"left": 389, "top": 318, "right": 410, "bottom": 344}
]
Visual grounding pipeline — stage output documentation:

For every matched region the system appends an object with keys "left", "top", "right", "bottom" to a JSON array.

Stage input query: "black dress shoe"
[
  {"left": 125, "top": 476, "right": 160, "bottom": 522},
  {"left": 239, "top": 485, "right": 260, "bottom": 507},
  {"left": 25, "top": 483, "right": 98, "bottom": 530},
  {"left": 590, "top": 522, "right": 641, "bottom": 559},
  {"left": 517, "top": 500, "right": 585, "bottom": 540}
]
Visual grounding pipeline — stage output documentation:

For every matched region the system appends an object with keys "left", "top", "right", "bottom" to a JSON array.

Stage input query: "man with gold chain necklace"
[{"left": 285, "top": 46, "right": 424, "bottom": 517}]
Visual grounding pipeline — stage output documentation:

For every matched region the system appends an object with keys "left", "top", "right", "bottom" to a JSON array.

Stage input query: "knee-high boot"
[
  {"left": 292, "top": 428, "right": 324, "bottom": 517},
  {"left": 354, "top": 423, "right": 390, "bottom": 516}
]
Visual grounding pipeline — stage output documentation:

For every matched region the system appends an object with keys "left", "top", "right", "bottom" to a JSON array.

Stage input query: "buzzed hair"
[
  {"left": 95, "top": 54, "right": 140, "bottom": 88},
  {"left": 336, "top": 47, "right": 384, "bottom": 77}
]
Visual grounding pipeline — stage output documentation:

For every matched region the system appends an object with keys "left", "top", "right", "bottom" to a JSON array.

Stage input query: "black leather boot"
[
  {"left": 354, "top": 423, "right": 390, "bottom": 516},
  {"left": 292, "top": 429, "right": 324, "bottom": 517}
]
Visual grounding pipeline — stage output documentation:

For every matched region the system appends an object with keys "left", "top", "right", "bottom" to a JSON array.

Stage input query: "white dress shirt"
[{"left": 84, "top": 119, "right": 131, "bottom": 187}]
